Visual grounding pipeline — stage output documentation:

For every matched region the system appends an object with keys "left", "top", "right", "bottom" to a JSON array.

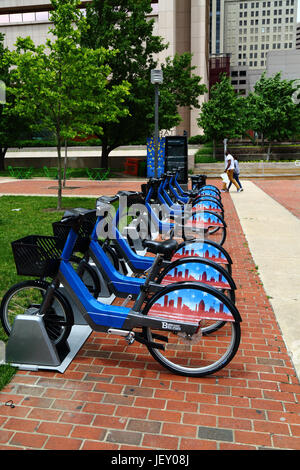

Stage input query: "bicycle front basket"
[
  {"left": 11, "top": 235, "right": 64, "bottom": 278},
  {"left": 52, "top": 217, "right": 95, "bottom": 254}
]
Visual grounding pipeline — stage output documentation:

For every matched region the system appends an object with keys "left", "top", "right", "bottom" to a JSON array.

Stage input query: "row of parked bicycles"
[{"left": 0, "top": 171, "right": 242, "bottom": 377}]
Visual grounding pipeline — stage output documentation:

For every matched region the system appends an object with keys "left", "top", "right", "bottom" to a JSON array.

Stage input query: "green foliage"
[
  {"left": 197, "top": 74, "right": 249, "bottom": 143},
  {"left": 7, "top": 0, "right": 130, "bottom": 208},
  {"left": 247, "top": 72, "right": 300, "bottom": 145},
  {"left": 80, "top": 0, "right": 207, "bottom": 167},
  {"left": 0, "top": 364, "right": 17, "bottom": 391},
  {"left": 188, "top": 135, "right": 209, "bottom": 145},
  {"left": 0, "top": 33, "right": 32, "bottom": 169}
]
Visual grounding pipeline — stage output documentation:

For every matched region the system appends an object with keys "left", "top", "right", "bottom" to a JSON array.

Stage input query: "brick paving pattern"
[
  {"left": 0, "top": 179, "right": 146, "bottom": 197},
  {"left": 0, "top": 179, "right": 300, "bottom": 450},
  {"left": 253, "top": 179, "right": 300, "bottom": 220}
]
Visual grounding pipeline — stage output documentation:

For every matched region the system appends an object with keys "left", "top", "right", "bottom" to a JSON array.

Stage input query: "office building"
[
  {"left": 296, "top": 21, "right": 300, "bottom": 48},
  {"left": 0, "top": 0, "right": 210, "bottom": 137},
  {"left": 208, "top": 0, "right": 298, "bottom": 95}
]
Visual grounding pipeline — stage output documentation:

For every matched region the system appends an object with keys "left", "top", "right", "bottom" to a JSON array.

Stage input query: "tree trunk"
[
  {"left": 63, "top": 140, "right": 68, "bottom": 188},
  {"left": 266, "top": 141, "right": 272, "bottom": 161},
  {"left": 0, "top": 148, "right": 7, "bottom": 171},
  {"left": 100, "top": 137, "right": 110, "bottom": 170},
  {"left": 213, "top": 138, "right": 216, "bottom": 160},
  {"left": 56, "top": 137, "right": 62, "bottom": 210}
]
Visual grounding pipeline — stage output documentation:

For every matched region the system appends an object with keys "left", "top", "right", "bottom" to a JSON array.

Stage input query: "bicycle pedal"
[{"left": 121, "top": 295, "right": 133, "bottom": 307}]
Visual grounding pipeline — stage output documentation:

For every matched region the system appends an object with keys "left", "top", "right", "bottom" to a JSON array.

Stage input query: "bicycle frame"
[{"left": 55, "top": 220, "right": 241, "bottom": 338}]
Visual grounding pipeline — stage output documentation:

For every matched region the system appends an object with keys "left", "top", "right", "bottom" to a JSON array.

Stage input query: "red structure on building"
[{"left": 209, "top": 54, "right": 230, "bottom": 94}]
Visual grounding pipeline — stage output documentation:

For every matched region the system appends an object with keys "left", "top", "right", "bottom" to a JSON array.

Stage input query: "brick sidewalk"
[
  {"left": 0, "top": 180, "right": 300, "bottom": 450},
  {"left": 0, "top": 178, "right": 146, "bottom": 197},
  {"left": 253, "top": 179, "right": 300, "bottom": 220}
]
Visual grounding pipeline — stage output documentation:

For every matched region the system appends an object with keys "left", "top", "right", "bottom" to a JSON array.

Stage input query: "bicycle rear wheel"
[
  {"left": 142, "top": 284, "right": 241, "bottom": 377},
  {"left": 0, "top": 280, "right": 74, "bottom": 346}
]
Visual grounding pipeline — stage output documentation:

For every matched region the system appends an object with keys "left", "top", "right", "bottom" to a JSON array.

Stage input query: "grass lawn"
[
  {"left": 0, "top": 167, "right": 119, "bottom": 179},
  {"left": 0, "top": 195, "right": 95, "bottom": 389}
]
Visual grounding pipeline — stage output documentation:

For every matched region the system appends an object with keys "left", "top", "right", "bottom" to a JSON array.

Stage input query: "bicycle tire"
[
  {"left": 142, "top": 283, "right": 241, "bottom": 377},
  {"left": 185, "top": 210, "right": 227, "bottom": 246},
  {"left": 70, "top": 256, "right": 101, "bottom": 298},
  {"left": 0, "top": 279, "right": 74, "bottom": 346}
]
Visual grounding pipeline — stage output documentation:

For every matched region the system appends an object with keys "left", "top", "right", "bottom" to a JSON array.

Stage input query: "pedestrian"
[
  {"left": 221, "top": 151, "right": 242, "bottom": 192},
  {"left": 228, "top": 156, "right": 243, "bottom": 191}
]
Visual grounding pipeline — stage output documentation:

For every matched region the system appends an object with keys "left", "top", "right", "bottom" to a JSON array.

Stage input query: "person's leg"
[
  {"left": 234, "top": 173, "right": 243, "bottom": 189},
  {"left": 227, "top": 170, "right": 240, "bottom": 190}
]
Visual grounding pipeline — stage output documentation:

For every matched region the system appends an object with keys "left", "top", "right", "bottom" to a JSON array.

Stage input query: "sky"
[{"left": 298, "top": 0, "right": 300, "bottom": 21}]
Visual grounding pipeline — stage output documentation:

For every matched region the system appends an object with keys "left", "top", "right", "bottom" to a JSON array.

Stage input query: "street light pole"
[
  {"left": 151, "top": 69, "right": 163, "bottom": 178},
  {"left": 154, "top": 82, "right": 159, "bottom": 178}
]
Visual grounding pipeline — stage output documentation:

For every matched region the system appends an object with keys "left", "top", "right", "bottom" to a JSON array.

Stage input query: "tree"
[
  {"left": 80, "top": 0, "right": 207, "bottom": 169},
  {"left": 0, "top": 33, "right": 32, "bottom": 171},
  {"left": 247, "top": 72, "right": 300, "bottom": 160},
  {"left": 8, "top": 0, "right": 130, "bottom": 209},
  {"left": 197, "top": 74, "right": 249, "bottom": 159}
]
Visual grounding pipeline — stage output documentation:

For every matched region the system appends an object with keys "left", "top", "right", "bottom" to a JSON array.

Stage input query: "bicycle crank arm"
[
  {"left": 107, "top": 328, "right": 165, "bottom": 350},
  {"left": 134, "top": 332, "right": 165, "bottom": 350}
]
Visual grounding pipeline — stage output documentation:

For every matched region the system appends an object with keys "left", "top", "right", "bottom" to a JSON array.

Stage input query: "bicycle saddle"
[{"left": 143, "top": 239, "right": 178, "bottom": 261}]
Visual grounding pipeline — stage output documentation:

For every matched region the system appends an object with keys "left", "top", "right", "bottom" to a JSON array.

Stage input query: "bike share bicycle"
[
  {"left": 1, "top": 208, "right": 241, "bottom": 377},
  {"left": 0, "top": 174, "right": 242, "bottom": 376}
]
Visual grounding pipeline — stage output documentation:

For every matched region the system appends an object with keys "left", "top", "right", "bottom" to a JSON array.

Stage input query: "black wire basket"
[
  {"left": 52, "top": 211, "right": 96, "bottom": 254},
  {"left": 11, "top": 235, "right": 65, "bottom": 278}
]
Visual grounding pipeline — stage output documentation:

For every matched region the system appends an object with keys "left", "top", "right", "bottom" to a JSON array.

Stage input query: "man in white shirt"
[{"left": 221, "top": 151, "right": 242, "bottom": 192}]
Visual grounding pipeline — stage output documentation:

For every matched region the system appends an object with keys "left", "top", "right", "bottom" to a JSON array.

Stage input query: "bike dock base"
[{"left": 5, "top": 315, "right": 92, "bottom": 373}]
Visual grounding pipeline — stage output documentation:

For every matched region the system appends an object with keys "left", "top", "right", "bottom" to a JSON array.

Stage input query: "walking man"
[
  {"left": 228, "top": 156, "right": 243, "bottom": 191},
  {"left": 221, "top": 151, "right": 242, "bottom": 192}
]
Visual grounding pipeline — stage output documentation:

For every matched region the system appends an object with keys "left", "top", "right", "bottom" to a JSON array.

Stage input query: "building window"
[
  {"left": 10, "top": 14, "right": 22, "bottom": 22},
  {"left": 0, "top": 15, "right": 9, "bottom": 23},
  {"left": 23, "top": 12, "right": 36, "bottom": 22},
  {"left": 36, "top": 11, "right": 49, "bottom": 21}
]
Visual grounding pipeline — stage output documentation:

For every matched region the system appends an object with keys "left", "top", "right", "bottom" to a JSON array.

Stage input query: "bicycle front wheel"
[
  {"left": 0, "top": 280, "right": 74, "bottom": 346},
  {"left": 142, "top": 284, "right": 241, "bottom": 377}
]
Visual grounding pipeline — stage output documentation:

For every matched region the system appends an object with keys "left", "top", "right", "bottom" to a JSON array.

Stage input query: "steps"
[{"left": 193, "top": 161, "right": 300, "bottom": 178}]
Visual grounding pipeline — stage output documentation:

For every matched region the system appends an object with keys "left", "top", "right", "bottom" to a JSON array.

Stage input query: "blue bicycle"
[{"left": 1, "top": 211, "right": 241, "bottom": 377}]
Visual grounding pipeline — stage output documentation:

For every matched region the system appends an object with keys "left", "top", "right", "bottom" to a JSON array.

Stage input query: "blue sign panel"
[{"left": 147, "top": 137, "right": 165, "bottom": 178}]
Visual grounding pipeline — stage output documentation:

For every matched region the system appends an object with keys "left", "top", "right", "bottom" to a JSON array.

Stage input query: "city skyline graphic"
[
  {"left": 161, "top": 263, "right": 230, "bottom": 289},
  {"left": 192, "top": 202, "right": 222, "bottom": 213},
  {"left": 149, "top": 289, "right": 234, "bottom": 323},
  {"left": 187, "top": 212, "right": 223, "bottom": 227},
  {"left": 172, "top": 243, "right": 228, "bottom": 264}
]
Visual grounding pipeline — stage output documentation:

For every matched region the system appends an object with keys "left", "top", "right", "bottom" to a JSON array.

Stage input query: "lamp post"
[{"left": 151, "top": 69, "right": 163, "bottom": 178}]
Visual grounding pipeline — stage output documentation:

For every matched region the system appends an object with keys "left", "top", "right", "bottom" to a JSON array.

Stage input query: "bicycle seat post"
[{"left": 132, "top": 253, "right": 164, "bottom": 312}]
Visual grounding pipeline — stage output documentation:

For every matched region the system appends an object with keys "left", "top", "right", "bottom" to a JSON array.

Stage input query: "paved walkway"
[
  {"left": 0, "top": 178, "right": 147, "bottom": 198},
  {"left": 0, "top": 177, "right": 299, "bottom": 450}
]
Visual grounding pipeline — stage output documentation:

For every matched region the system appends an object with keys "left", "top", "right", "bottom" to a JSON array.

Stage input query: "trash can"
[
  {"left": 124, "top": 158, "right": 139, "bottom": 176},
  {"left": 191, "top": 174, "right": 207, "bottom": 190},
  {"left": 138, "top": 160, "right": 146, "bottom": 177},
  {"left": 191, "top": 176, "right": 200, "bottom": 190}
]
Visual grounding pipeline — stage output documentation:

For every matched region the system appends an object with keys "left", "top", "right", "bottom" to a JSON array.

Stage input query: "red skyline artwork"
[
  {"left": 172, "top": 246, "right": 228, "bottom": 264},
  {"left": 149, "top": 293, "right": 233, "bottom": 323},
  {"left": 160, "top": 266, "right": 230, "bottom": 289},
  {"left": 186, "top": 215, "right": 223, "bottom": 228},
  {"left": 192, "top": 204, "right": 221, "bottom": 213}
]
